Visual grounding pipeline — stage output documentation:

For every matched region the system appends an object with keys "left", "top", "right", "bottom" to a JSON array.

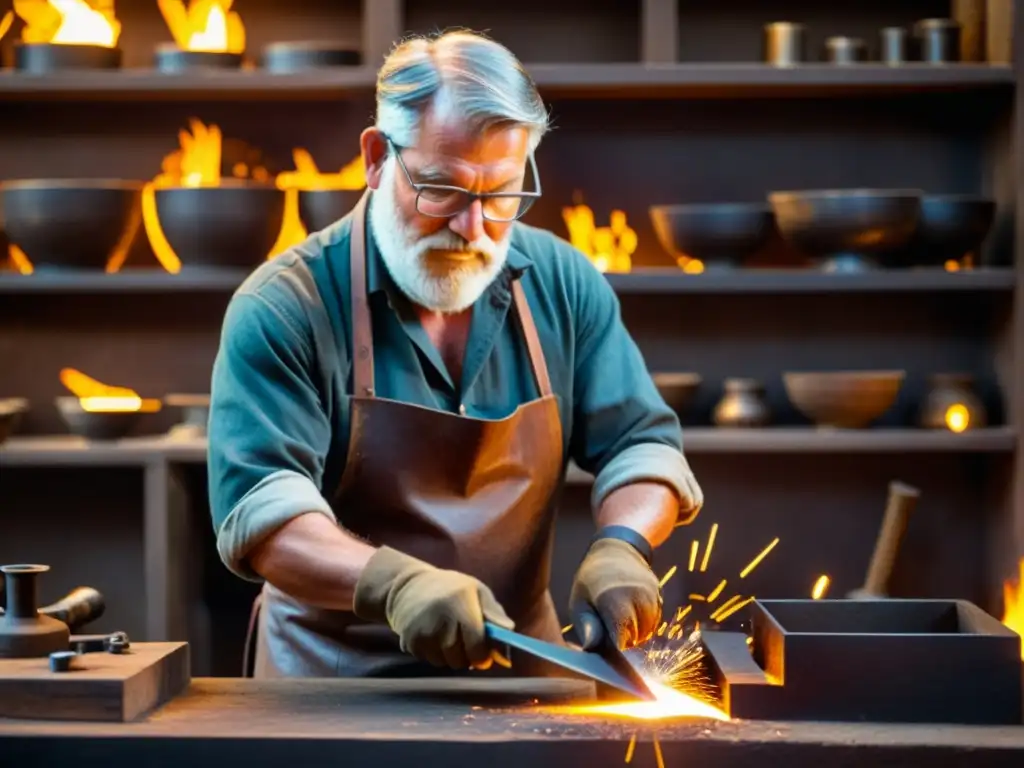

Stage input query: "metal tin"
[
  {"left": 824, "top": 36, "right": 867, "bottom": 65},
  {"left": 880, "top": 27, "right": 908, "bottom": 65},
  {"left": 763, "top": 22, "right": 805, "bottom": 66},
  {"left": 914, "top": 18, "right": 962, "bottom": 63}
]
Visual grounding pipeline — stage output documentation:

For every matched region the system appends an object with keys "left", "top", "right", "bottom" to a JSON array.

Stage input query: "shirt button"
[{"left": 459, "top": 403, "right": 467, "bottom": 416}]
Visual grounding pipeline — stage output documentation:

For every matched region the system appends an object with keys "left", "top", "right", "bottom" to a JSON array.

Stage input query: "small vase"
[
  {"left": 713, "top": 378, "right": 771, "bottom": 427},
  {"left": 919, "top": 373, "right": 987, "bottom": 432}
]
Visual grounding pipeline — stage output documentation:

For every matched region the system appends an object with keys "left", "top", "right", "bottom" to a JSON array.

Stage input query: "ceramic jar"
[
  {"left": 713, "top": 378, "right": 771, "bottom": 427},
  {"left": 919, "top": 373, "right": 987, "bottom": 431}
]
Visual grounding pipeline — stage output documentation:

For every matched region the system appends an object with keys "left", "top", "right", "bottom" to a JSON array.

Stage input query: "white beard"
[{"left": 368, "top": 158, "right": 510, "bottom": 314}]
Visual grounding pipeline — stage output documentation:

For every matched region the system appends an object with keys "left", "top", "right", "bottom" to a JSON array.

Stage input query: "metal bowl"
[
  {"left": 55, "top": 397, "right": 160, "bottom": 441},
  {"left": 154, "top": 182, "right": 286, "bottom": 269},
  {"left": 154, "top": 44, "right": 243, "bottom": 73},
  {"left": 2, "top": 180, "right": 144, "bottom": 271},
  {"left": 261, "top": 42, "right": 361, "bottom": 73},
  {"left": 911, "top": 195, "right": 996, "bottom": 266},
  {"left": 165, "top": 393, "right": 210, "bottom": 439},
  {"left": 649, "top": 203, "right": 774, "bottom": 269},
  {"left": 769, "top": 189, "right": 922, "bottom": 272},
  {"left": 783, "top": 371, "right": 905, "bottom": 429},
  {"left": 298, "top": 189, "right": 364, "bottom": 233},
  {"left": 652, "top": 373, "right": 702, "bottom": 418},
  {"left": 0, "top": 398, "right": 29, "bottom": 445}
]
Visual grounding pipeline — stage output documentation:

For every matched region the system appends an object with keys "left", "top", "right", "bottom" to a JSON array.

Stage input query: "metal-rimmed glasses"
[{"left": 384, "top": 136, "right": 542, "bottom": 223}]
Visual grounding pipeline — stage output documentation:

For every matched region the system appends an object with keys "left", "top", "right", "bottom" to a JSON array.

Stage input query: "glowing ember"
[
  {"left": 1003, "top": 558, "right": 1024, "bottom": 660},
  {"left": 945, "top": 403, "right": 970, "bottom": 433},
  {"left": 740, "top": 537, "right": 780, "bottom": 579},
  {"left": 7, "top": 245, "right": 33, "bottom": 275},
  {"left": 678, "top": 256, "right": 705, "bottom": 274},
  {"left": 159, "top": 0, "right": 244, "bottom": 53},
  {"left": 699, "top": 523, "right": 718, "bottom": 572},
  {"left": 60, "top": 368, "right": 160, "bottom": 413},
  {"left": 16, "top": 0, "right": 121, "bottom": 47},
  {"left": 562, "top": 196, "right": 637, "bottom": 273},
  {"left": 811, "top": 574, "right": 831, "bottom": 599}
]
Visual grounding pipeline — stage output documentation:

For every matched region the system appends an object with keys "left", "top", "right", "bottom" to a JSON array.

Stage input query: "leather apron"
[{"left": 250, "top": 193, "right": 567, "bottom": 678}]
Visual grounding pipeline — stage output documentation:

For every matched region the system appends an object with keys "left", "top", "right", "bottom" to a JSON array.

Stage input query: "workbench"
[{"left": 1, "top": 677, "right": 1023, "bottom": 767}]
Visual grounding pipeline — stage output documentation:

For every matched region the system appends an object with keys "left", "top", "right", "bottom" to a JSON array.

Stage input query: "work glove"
[
  {"left": 353, "top": 546, "right": 514, "bottom": 669},
  {"left": 569, "top": 538, "right": 662, "bottom": 651}
]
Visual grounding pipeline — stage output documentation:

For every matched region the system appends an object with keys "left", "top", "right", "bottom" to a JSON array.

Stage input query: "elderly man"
[{"left": 208, "top": 30, "right": 703, "bottom": 678}]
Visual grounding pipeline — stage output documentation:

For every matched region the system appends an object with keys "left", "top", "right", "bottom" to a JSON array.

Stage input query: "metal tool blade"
[{"left": 485, "top": 622, "right": 657, "bottom": 701}]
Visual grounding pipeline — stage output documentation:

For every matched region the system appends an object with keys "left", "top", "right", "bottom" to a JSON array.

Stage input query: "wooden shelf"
[
  {"left": 0, "top": 63, "right": 1011, "bottom": 102},
  {"left": 0, "top": 267, "right": 1013, "bottom": 295},
  {"left": 2, "top": 428, "right": 1014, "bottom": 469}
]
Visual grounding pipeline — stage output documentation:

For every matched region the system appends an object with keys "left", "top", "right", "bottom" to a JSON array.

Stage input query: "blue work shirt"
[{"left": 208, "top": 207, "right": 693, "bottom": 579}]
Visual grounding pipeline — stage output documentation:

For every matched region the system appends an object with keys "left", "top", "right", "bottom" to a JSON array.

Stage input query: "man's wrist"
[{"left": 590, "top": 525, "right": 654, "bottom": 566}]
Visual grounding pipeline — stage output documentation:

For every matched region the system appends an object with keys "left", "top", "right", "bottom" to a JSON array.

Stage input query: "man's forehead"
[{"left": 410, "top": 114, "right": 529, "bottom": 173}]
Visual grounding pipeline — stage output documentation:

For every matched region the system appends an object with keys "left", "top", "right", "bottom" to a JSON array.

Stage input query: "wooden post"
[
  {"left": 641, "top": 0, "right": 679, "bottom": 64},
  {"left": 952, "top": 0, "right": 987, "bottom": 61},
  {"left": 363, "top": 0, "right": 404, "bottom": 73}
]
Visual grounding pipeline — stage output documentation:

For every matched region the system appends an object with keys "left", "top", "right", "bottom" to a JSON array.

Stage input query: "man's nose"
[{"left": 448, "top": 199, "right": 486, "bottom": 243}]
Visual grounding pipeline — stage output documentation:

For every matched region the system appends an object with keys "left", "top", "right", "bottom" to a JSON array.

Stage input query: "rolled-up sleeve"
[
  {"left": 566, "top": 254, "right": 697, "bottom": 519},
  {"left": 208, "top": 289, "right": 334, "bottom": 581}
]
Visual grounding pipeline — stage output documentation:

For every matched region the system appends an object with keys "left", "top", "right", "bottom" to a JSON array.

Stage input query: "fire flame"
[
  {"left": 562, "top": 198, "right": 637, "bottom": 274},
  {"left": 137, "top": 118, "right": 280, "bottom": 273},
  {"left": 0, "top": 11, "right": 14, "bottom": 42},
  {"left": 60, "top": 368, "right": 160, "bottom": 413},
  {"left": 158, "top": 0, "right": 244, "bottom": 54},
  {"left": 1004, "top": 558, "right": 1024, "bottom": 661},
  {"left": 15, "top": 0, "right": 121, "bottom": 47},
  {"left": 945, "top": 403, "right": 970, "bottom": 433},
  {"left": 271, "top": 149, "right": 368, "bottom": 254}
]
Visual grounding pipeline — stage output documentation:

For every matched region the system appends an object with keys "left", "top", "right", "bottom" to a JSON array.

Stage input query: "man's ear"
[{"left": 360, "top": 128, "right": 388, "bottom": 189}]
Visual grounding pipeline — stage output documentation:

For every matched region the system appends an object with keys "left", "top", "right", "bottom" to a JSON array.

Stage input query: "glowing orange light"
[
  {"left": 60, "top": 368, "right": 160, "bottom": 413},
  {"left": 945, "top": 404, "right": 970, "bottom": 433},
  {"left": 1003, "top": 558, "right": 1024, "bottom": 661},
  {"left": 562, "top": 196, "right": 637, "bottom": 273},
  {"left": 159, "top": 0, "right": 244, "bottom": 54},
  {"left": 561, "top": 679, "right": 727, "bottom": 722},
  {"left": 16, "top": 0, "right": 120, "bottom": 47},
  {"left": 811, "top": 574, "right": 831, "bottom": 600}
]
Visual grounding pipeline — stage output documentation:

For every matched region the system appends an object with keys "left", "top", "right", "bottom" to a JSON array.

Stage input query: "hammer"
[{"left": 847, "top": 481, "right": 921, "bottom": 599}]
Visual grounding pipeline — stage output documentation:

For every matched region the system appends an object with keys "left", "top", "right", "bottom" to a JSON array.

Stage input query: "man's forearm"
[
  {"left": 247, "top": 512, "right": 377, "bottom": 610},
  {"left": 595, "top": 481, "right": 678, "bottom": 548}
]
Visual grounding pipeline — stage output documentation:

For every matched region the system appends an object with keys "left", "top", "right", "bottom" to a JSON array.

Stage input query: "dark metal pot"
[
  {"left": 913, "top": 18, "right": 962, "bottom": 63},
  {"left": 649, "top": 203, "right": 774, "bottom": 270},
  {"left": 910, "top": 195, "right": 995, "bottom": 266},
  {"left": 768, "top": 189, "right": 922, "bottom": 272},
  {"left": 713, "top": 378, "right": 771, "bottom": 428},
  {"left": 14, "top": 43, "right": 122, "bottom": 73},
  {"left": 262, "top": 42, "right": 362, "bottom": 73},
  {"left": 298, "top": 189, "right": 365, "bottom": 233},
  {"left": 154, "top": 183, "right": 286, "bottom": 269},
  {"left": 0, "top": 398, "right": 28, "bottom": 445},
  {"left": 154, "top": 44, "right": 244, "bottom": 73},
  {"left": 919, "top": 373, "right": 987, "bottom": 431},
  {"left": 55, "top": 396, "right": 161, "bottom": 441},
  {"left": 652, "top": 373, "right": 702, "bottom": 420},
  {"left": 2, "top": 180, "right": 144, "bottom": 271}
]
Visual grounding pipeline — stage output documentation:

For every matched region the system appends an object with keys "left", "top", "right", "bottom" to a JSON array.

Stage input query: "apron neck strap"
[{"left": 349, "top": 191, "right": 553, "bottom": 401}]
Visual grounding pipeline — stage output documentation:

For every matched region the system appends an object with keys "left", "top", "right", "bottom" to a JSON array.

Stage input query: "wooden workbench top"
[{"left": 1, "top": 677, "right": 1023, "bottom": 767}]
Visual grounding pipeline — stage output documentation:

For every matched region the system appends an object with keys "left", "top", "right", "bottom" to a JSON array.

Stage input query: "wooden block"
[{"left": 0, "top": 642, "right": 189, "bottom": 722}]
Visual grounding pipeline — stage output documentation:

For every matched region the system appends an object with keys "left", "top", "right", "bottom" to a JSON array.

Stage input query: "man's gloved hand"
[
  {"left": 353, "top": 546, "right": 514, "bottom": 669},
  {"left": 569, "top": 538, "right": 662, "bottom": 651}
]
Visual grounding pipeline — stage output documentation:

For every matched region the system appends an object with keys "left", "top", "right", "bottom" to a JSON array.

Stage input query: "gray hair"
[{"left": 375, "top": 30, "right": 550, "bottom": 153}]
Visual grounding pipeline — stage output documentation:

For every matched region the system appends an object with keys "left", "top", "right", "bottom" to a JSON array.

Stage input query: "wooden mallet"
[{"left": 848, "top": 481, "right": 921, "bottom": 599}]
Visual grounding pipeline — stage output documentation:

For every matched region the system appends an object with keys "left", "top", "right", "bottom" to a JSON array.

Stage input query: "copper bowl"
[{"left": 783, "top": 371, "right": 905, "bottom": 428}]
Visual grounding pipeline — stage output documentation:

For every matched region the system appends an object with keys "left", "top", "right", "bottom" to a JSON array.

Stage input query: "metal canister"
[
  {"left": 914, "top": 18, "right": 962, "bottom": 63},
  {"left": 764, "top": 22, "right": 806, "bottom": 66},
  {"left": 880, "top": 27, "right": 908, "bottom": 65},
  {"left": 824, "top": 36, "right": 868, "bottom": 65}
]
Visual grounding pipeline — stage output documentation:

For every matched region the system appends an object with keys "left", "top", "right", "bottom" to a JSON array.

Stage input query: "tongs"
[{"left": 485, "top": 620, "right": 656, "bottom": 701}]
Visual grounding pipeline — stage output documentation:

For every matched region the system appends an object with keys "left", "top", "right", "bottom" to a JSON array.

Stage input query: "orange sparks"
[
  {"left": 624, "top": 732, "right": 637, "bottom": 763},
  {"left": 715, "top": 596, "right": 755, "bottom": 623},
  {"left": 561, "top": 624, "right": 573, "bottom": 634},
  {"left": 710, "top": 594, "right": 743, "bottom": 621},
  {"left": 659, "top": 565, "right": 678, "bottom": 588},
  {"left": 811, "top": 575, "right": 831, "bottom": 600},
  {"left": 657, "top": 622, "right": 667, "bottom": 637},
  {"left": 688, "top": 594, "right": 706, "bottom": 602},
  {"left": 675, "top": 605, "right": 691, "bottom": 622},
  {"left": 740, "top": 537, "right": 780, "bottom": 579},
  {"left": 688, "top": 540, "right": 699, "bottom": 572},
  {"left": 700, "top": 523, "right": 718, "bottom": 572},
  {"left": 707, "top": 579, "right": 727, "bottom": 604},
  {"left": 653, "top": 736, "right": 665, "bottom": 768}
]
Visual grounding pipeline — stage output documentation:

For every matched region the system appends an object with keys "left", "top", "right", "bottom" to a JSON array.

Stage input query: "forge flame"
[
  {"left": 16, "top": 0, "right": 121, "bottom": 47},
  {"left": 562, "top": 197, "right": 637, "bottom": 274},
  {"left": 1004, "top": 558, "right": 1024, "bottom": 661},
  {"left": 60, "top": 368, "right": 160, "bottom": 413},
  {"left": 158, "top": 0, "right": 245, "bottom": 54},
  {"left": 569, "top": 679, "right": 727, "bottom": 722}
]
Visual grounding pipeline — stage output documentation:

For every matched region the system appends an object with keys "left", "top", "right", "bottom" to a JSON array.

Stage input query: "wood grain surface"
[{"left": 0, "top": 642, "right": 189, "bottom": 722}]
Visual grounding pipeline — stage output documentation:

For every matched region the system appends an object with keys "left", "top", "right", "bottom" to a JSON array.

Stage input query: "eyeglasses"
[{"left": 384, "top": 136, "right": 542, "bottom": 223}]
